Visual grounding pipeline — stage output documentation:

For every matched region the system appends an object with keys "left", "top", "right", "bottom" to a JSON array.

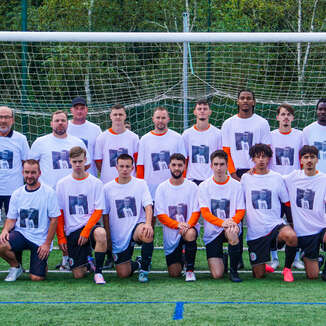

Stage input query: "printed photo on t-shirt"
[
  {"left": 0, "top": 150, "right": 13, "bottom": 169},
  {"left": 296, "top": 188, "right": 315, "bottom": 210},
  {"left": 151, "top": 150, "right": 170, "bottom": 171},
  {"left": 20, "top": 208, "right": 39, "bottom": 228},
  {"left": 314, "top": 141, "right": 326, "bottom": 160},
  {"left": 275, "top": 147, "right": 294, "bottom": 166},
  {"left": 192, "top": 145, "right": 209, "bottom": 163},
  {"left": 235, "top": 132, "right": 253, "bottom": 151},
  {"left": 211, "top": 198, "right": 230, "bottom": 219},
  {"left": 69, "top": 194, "right": 88, "bottom": 215},
  {"left": 168, "top": 203, "right": 187, "bottom": 223},
  {"left": 116, "top": 196, "right": 136, "bottom": 218},
  {"left": 251, "top": 189, "right": 272, "bottom": 209},
  {"left": 109, "top": 148, "right": 128, "bottom": 167},
  {"left": 52, "top": 150, "right": 71, "bottom": 169}
]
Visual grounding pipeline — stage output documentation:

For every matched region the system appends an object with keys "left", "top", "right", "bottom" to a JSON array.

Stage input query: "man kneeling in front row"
[
  {"left": 0, "top": 159, "right": 60, "bottom": 281},
  {"left": 56, "top": 146, "right": 107, "bottom": 284}
]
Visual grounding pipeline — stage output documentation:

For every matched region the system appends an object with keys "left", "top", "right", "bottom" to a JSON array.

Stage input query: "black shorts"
[
  {"left": 192, "top": 179, "right": 204, "bottom": 186},
  {"left": 113, "top": 223, "right": 143, "bottom": 265},
  {"left": 298, "top": 228, "right": 326, "bottom": 260},
  {"left": 166, "top": 228, "right": 198, "bottom": 267},
  {"left": 8, "top": 230, "right": 47, "bottom": 277},
  {"left": 247, "top": 224, "right": 286, "bottom": 266},
  {"left": 67, "top": 225, "right": 99, "bottom": 269},
  {"left": 0, "top": 195, "right": 10, "bottom": 215},
  {"left": 206, "top": 232, "right": 228, "bottom": 260}
]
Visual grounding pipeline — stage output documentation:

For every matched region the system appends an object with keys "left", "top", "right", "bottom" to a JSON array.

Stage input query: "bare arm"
[
  {"left": 38, "top": 217, "right": 58, "bottom": 260},
  {"left": 102, "top": 214, "right": 112, "bottom": 252},
  {"left": 0, "top": 219, "right": 16, "bottom": 245}
]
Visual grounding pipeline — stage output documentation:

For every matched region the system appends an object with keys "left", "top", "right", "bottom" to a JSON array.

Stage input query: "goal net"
[{"left": 1, "top": 32, "right": 326, "bottom": 143}]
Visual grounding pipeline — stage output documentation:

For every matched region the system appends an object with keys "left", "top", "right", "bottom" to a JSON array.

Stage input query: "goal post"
[{"left": 1, "top": 31, "right": 326, "bottom": 142}]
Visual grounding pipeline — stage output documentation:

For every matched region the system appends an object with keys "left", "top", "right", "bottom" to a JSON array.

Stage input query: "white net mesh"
[{"left": 1, "top": 40, "right": 326, "bottom": 143}]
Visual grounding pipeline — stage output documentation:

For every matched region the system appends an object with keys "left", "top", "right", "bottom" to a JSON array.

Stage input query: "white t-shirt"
[
  {"left": 198, "top": 176, "right": 245, "bottom": 245},
  {"left": 241, "top": 170, "right": 289, "bottom": 241},
  {"left": 182, "top": 124, "right": 222, "bottom": 181},
  {"left": 94, "top": 129, "right": 139, "bottom": 184},
  {"left": 0, "top": 130, "right": 30, "bottom": 196},
  {"left": 7, "top": 183, "right": 60, "bottom": 246},
  {"left": 56, "top": 173, "right": 105, "bottom": 236},
  {"left": 103, "top": 177, "right": 152, "bottom": 254},
  {"left": 137, "top": 129, "right": 186, "bottom": 198},
  {"left": 221, "top": 114, "right": 271, "bottom": 170},
  {"left": 155, "top": 179, "right": 200, "bottom": 256},
  {"left": 68, "top": 120, "right": 101, "bottom": 177},
  {"left": 29, "top": 134, "right": 90, "bottom": 189},
  {"left": 303, "top": 121, "right": 326, "bottom": 173},
  {"left": 270, "top": 128, "right": 303, "bottom": 175},
  {"left": 283, "top": 170, "right": 326, "bottom": 237}
]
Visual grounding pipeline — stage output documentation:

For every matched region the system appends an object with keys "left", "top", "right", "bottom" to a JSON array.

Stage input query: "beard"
[
  {"left": 171, "top": 171, "right": 183, "bottom": 179},
  {"left": 25, "top": 178, "right": 38, "bottom": 187},
  {"left": 0, "top": 126, "right": 10, "bottom": 133},
  {"left": 53, "top": 127, "right": 66, "bottom": 136}
]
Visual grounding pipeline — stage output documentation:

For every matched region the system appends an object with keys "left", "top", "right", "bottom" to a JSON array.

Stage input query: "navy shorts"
[
  {"left": 67, "top": 225, "right": 99, "bottom": 269},
  {"left": 0, "top": 196, "right": 10, "bottom": 215},
  {"left": 247, "top": 224, "right": 286, "bottom": 266},
  {"left": 9, "top": 230, "right": 47, "bottom": 277},
  {"left": 166, "top": 228, "right": 198, "bottom": 267},
  {"left": 206, "top": 232, "right": 229, "bottom": 260},
  {"left": 298, "top": 228, "right": 326, "bottom": 260},
  {"left": 113, "top": 223, "right": 143, "bottom": 265}
]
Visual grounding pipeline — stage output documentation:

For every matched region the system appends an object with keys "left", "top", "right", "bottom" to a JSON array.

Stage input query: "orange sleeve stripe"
[
  {"left": 133, "top": 152, "right": 138, "bottom": 165},
  {"left": 56, "top": 209, "right": 67, "bottom": 245},
  {"left": 136, "top": 165, "right": 144, "bottom": 179},
  {"left": 200, "top": 207, "right": 224, "bottom": 227},
  {"left": 284, "top": 201, "right": 291, "bottom": 207},
  {"left": 80, "top": 209, "right": 103, "bottom": 238},
  {"left": 95, "top": 159, "right": 102, "bottom": 164},
  {"left": 187, "top": 211, "right": 200, "bottom": 227},
  {"left": 157, "top": 214, "right": 179, "bottom": 229},
  {"left": 223, "top": 146, "right": 236, "bottom": 175},
  {"left": 232, "top": 209, "right": 246, "bottom": 224},
  {"left": 183, "top": 157, "right": 189, "bottom": 178}
]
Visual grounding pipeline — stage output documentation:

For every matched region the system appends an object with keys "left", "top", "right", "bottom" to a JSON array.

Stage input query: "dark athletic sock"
[
  {"left": 95, "top": 252, "right": 106, "bottom": 274},
  {"left": 141, "top": 241, "right": 154, "bottom": 271},
  {"left": 185, "top": 240, "right": 197, "bottom": 272},
  {"left": 285, "top": 245, "right": 297, "bottom": 269}
]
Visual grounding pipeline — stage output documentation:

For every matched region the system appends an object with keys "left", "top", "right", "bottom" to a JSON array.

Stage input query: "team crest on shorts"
[
  {"left": 250, "top": 252, "right": 257, "bottom": 261},
  {"left": 69, "top": 257, "right": 74, "bottom": 267},
  {"left": 113, "top": 253, "right": 118, "bottom": 262}
]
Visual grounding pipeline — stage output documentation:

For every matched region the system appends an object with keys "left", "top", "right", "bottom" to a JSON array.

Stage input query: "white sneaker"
[
  {"left": 5, "top": 265, "right": 23, "bottom": 282},
  {"left": 269, "top": 259, "right": 280, "bottom": 270},
  {"left": 293, "top": 259, "right": 305, "bottom": 270},
  {"left": 185, "top": 271, "right": 196, "bottom": 282}
]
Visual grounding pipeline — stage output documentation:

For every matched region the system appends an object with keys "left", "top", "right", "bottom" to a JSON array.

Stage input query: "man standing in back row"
[
  {"left": 182, "top": 99, "right": 222, "bottom": 185},
  {"left": 68, "top": 97, "right": 102, "bottom": 177}
]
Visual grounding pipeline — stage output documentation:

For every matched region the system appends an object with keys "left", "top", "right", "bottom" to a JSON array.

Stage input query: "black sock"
[
  {"left": 238, "top": 227, "right": 244, "bottom": 264},
  {"left": 185, "top": 240, "right": 197, "bottom": 272},
  {"left": 141, "top": 241, "right": 153, "bottom": 271},
  {"left": 229, "top": 243, "right": 241, "bottom": 272},
  {"left": 95, "top": 252, "right": 106, "bottom": 274},
  {"left": 285, "top": 245, "right": 297, "bottom": 269},
  {"left": 106, "top": 249, "right": 113, "bottom": 259},
  {"left": 15, "top": 251, "right": 23, "bottom": 265},
  {"left": 131, "top": 260, "right": 140, "bottom": 275}
]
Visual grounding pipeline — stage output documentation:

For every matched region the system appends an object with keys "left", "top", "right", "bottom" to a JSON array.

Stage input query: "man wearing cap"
[{"left": 68, "top": 97, "right": 102, "bottom": 177}]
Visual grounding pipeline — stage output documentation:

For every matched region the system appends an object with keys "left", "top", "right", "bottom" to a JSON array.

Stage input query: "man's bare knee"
[
  {"left": 94, "top": 227, "right": 107, "bottom": 243},
  {"left": 211, "top": 270, "right": 224, "bottom": 279},
  {"left": 183, "top": 228, "right": 197, "bottom": 242},
  {"left": 30, "top": 274, "right": 45, "bottom": 281},
  {"left": 72, "top": 268, "right": 86, "bottom": 279}
]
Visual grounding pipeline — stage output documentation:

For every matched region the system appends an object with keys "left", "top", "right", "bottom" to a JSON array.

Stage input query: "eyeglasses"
[{"left": 0, "top": 115, "right": 13, "bottom": 120}]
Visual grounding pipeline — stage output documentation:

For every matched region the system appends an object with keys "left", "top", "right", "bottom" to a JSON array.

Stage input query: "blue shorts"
[{"left": 9, "top": 230, "right": 47, "bottom": 277}]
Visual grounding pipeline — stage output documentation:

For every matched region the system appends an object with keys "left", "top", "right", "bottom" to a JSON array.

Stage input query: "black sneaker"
[{"left": 229, "top": 268, "right": 242, "bottom": 283}]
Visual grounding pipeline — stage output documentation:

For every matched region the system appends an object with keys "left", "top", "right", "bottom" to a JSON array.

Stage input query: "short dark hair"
[
  {"left": 52, "top": 110, "right": 68, "bottom": 121},
  {"left": 277, "top": 103, "right": 294, "bottom": 116},
  {"left": 210, "top": 150, "right": 228, "bottom": 163},
  {"left": 23, "top": 159, "right": 40, "bottom": 171},
  {"left": 238, "top": 89, "right": 255, "bottom": 101},
  {"left": 110, "top": 104, "right": 126, "bottom": 112},
  {"left": 249, "top": 144, "right": 273, "bottom": 158},
  {"left": 116, "top": 153, "right": 134, "bottom": 165},
  {"left": 69, "top": 146, "right": 86, "bottom": 159},
  {"left": 195, "top": 99, "right": 209, "bottom": 107},
  {"left": 299, "top": 145, "right": 319, "bottom": 158},
  {"left": 316, "top": 98, "right": 326, "bottom": 110},
  {"left": 170, "top": 153, "right": 186, "bottom": 164}
]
